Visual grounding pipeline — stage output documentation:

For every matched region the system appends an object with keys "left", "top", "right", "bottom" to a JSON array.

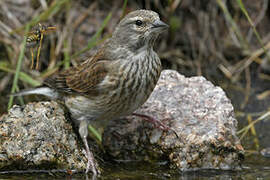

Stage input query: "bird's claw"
[{"left": 132, "top": 113, "right": 179, "bottom": 138}]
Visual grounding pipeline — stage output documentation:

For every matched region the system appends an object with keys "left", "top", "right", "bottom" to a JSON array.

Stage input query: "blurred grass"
[
  {"left": 71, "top": 12, "right": 112, "bottom": 58},
  {"left": 12, "top": 0, "right": 69, "bottom": 34},
  {"left": 238, "top": 110, "right": 270, "bottom": 139},
  {"left": 63, "top": 39, "right": 70, "bottom": 69},
  {"left": 236, "top": 0, "right": 270, "bottom": 63},
  {"left": 0, "top": 62, "right": 41, "bottom": 87},
  {"left": 169, "top": 16, "right": 181, "bottom": 33},
  {"left": 215, "top": 0, "right": 270, "bottom": 148},
  {"left": 121, "top": 0, "right": 128, "bottom": 19},
  {"left": 88, "top": 125, "right": 102, "bottom": 142},
  {"left": 216, "top": 0, "right": 249, "bottom": 50},
  {"left": 7, "top": 0, "right": 69, "bottom": 110},
  {"left": 8, "top": 24, "right": 30, "bottom": 110},
  {"left": 234, "top": 0, "right": 270, "bottom": 145}
]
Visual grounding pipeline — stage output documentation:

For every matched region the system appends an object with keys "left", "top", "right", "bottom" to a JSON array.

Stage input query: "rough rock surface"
[
  {"left": 0, "top": 101, "right": 90, "bottom": 172},
  {"left": 0, "top": 70, "right": 244, "bottom": 172},
  {"left": 103, "top": 70, "right": 244, "bottom": 170}
]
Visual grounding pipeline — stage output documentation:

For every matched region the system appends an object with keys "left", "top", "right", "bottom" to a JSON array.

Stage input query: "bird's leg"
[
  {"left": 79, "top": 120, "right": 97, "bottom": 178},
  {"left": 132, "top": 113, "right": 179, "bottom": 138}
]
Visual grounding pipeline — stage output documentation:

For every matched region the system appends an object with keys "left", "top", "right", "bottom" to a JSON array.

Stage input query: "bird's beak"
[{"left": 152, "top": 20, "right": 169, "bottom": 29}]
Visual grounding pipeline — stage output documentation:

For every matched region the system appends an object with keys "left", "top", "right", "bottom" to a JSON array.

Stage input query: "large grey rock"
[
  {"left": 103, "top": 70, "right": 244, "bottom": 170},
  {"left": 0, "top": 101, "right": 91, "bottom": 172}
]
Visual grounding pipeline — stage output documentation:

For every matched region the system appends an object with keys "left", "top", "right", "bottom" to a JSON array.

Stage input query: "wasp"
[{"left": 26, "top": 23, "right": 56, "bottom": 70}]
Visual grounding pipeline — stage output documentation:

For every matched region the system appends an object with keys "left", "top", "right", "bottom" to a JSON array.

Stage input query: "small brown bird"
[{"left": 14, "top": 10, "right": 169, "bottom": 177}]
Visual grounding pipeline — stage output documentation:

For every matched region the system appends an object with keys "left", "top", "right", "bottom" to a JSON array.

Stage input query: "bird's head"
[{"left": 112, "top": 10, "right": 169, "bottom": 52}]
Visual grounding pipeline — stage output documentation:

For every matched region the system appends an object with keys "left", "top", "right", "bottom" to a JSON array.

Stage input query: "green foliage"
[
  {"left": 8, "top": 24, "right": 31, "bottom": 110},
  {"left": 169, "top": 16, "right": 181, "bottom": 33},
  {"left": 0, "top": 62, "right": 41, "bottom": 87}
]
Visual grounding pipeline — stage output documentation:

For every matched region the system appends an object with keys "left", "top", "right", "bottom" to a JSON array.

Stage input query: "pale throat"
[
  {"left": 129, "top": 36, "right": 156, "bottom": 58},
  {"left": 131, "top": 45, "right": 152, "bottom": 60},
  {"left": 112, "top": 43, "right": 154, "bottom": 63}
]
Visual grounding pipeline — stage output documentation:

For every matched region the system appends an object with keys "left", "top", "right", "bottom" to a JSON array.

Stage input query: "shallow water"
[{"left": 1, "top": 156, "right": 270, "bottom": 180}]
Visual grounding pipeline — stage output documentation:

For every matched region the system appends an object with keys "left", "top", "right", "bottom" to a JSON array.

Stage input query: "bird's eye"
[{"left": 135, "top": 20, "right": 143, "bottom": 26}]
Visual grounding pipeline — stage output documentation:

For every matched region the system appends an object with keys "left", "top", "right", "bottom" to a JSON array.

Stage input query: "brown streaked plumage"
[
  {"left": 44, "top": 50, "right": 109, "bottom": 96},
  {"left": 13, "top": 10, "right": 169, "bottom": 177}
]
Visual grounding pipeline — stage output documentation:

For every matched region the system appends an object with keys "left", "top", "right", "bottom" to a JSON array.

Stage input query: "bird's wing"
[{"left": 44, "top": 51, "right": 111, "bottom": 96}]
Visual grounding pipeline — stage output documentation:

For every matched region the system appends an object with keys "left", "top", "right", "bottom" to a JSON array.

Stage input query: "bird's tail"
[{"left": 10, "top": 87, "right": 60, "bottom": 100}]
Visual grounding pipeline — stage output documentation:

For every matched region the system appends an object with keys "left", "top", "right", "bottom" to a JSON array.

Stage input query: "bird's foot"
[
  {"left": 82, "top": 138, "right": 98, "bottom": 179},
  {"left": 132, "top": 113, "right": 179, "bottom": 138},
  {"left": 85, "top": 150, "right": 97, "bottom": 176}
]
